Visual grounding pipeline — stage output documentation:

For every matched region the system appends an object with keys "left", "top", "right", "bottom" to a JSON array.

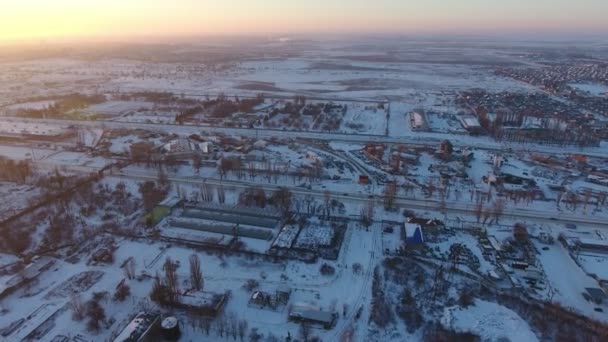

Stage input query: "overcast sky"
[{"left": 1, "top": 0, "right": 607, "bottom": 41}]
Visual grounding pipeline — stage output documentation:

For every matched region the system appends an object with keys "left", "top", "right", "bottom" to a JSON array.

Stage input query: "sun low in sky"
[{"left": 1, "top": 0, "right": 607, "bottom": 42}]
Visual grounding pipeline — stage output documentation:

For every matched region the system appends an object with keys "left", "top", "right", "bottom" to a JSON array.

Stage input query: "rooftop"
[
  {"left": 290, "top": 305, "right": 335, "bottom": 324},
  {"left": 113, "top": 312, "right": 160, "bottom": 342}
]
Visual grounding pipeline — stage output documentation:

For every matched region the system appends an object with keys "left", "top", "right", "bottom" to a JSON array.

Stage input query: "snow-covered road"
[{"left": 5, "top": 116, "right": 608, "bottom": 158}]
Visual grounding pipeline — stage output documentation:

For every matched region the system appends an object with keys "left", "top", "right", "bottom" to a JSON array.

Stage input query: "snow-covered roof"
[
  {"left": 459, "top": 115, "right": 481, "bottom": 128},
  {"left": 159, "top": 196, "right": 181, "bottom": 208},
  {"left": 290, "top": 305, "right": 335, "bottom": 324},
  {"left": 161, "top": 316, "right": 178, "bottom": 329},
  {"left": 579, "top": 238, "right": 608, "bottom": 248},
  {"left": 180, "top": 291, "right": 225, "bottom": 310},
  {"left": 113, "top": 312, "right": 159, "bottom": 342}
]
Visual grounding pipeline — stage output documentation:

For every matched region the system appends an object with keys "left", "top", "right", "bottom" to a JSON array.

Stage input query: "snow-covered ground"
[
  {"left": 577, "top": 252, "right": 608, "bottom": 282},
  {"left": 534, "top": 241, "right": 608, "bottom": 321},
  {"left": 0, "top": 182, "right": 41, "bottom": 221},
  {"left": 442, "top": 299, "right": 539, "bottom": 342},
  {"left": 1, "top": 40, "right": 608, "bottom": 341},
  {"left": 568, "top": 83, "right": 608, "bottom": 96}
]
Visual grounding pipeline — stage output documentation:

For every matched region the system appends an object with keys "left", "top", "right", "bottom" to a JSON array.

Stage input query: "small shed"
[{"left": 585, "top": 287, "right": 607, "bottom": 304}]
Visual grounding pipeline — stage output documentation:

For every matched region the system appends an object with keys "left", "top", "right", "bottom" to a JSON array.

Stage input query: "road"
[
  {"left": 5, "top": 116, "right": 608, "bottom": 158},
  {"left": 330, "top": 225, "right": 380, "bottom": 342},
  {"left": 98, "top": 167, "right": 608, "bottom": 228}
]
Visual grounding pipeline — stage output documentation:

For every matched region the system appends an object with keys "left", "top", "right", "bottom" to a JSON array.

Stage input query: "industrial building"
[
  {"left": 113, "top": 312, "right": 161, "bottom": 342},
  {"left": 288, "top": 304, "right": 338, "bottom": 329},
  {"left": 459, "top": 115, "right": 483, "bottom": 134},
  {"left": 410, "top": 112, "right": 427, "bottom": 131}
]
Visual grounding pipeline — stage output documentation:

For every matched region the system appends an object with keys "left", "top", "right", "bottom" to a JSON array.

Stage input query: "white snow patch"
[{"left": 442, "top": 299, "right": 538, "bottom": 342}]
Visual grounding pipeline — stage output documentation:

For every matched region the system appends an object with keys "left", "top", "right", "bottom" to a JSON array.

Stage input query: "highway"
[
  {"left": 4, "top": 116, "right": 608, "bottom": 159},
  {"left": 11, "top": 114, "right": 608, "bottom": 228}
]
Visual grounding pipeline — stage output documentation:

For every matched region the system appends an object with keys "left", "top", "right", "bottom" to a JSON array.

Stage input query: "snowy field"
[
  {"left": 0, "top": 182, "right": 41, "bottom": 221},
  {"left": 0, "top": 40, "right": 608, "bottom": 341},
  {"left": 577, "top": 252, "right": 608, "bottom": 282},
  {"left": 83, "top": 100, "right": 155, "bottom": 116},
  {"left": 442, "top": 299, "right": 539, "bottom": 342},
  {"left": 0, "top": 144, "right": 58, "bottom": 161},
  {"left": 568, "top": 83, "right": 608, "bottom": 96},
  {"left": 534, "top": 241, "right": 608, "bottom": 321},
  {"left": 3, "top": 100, "right": 56, "bottom": 111}
]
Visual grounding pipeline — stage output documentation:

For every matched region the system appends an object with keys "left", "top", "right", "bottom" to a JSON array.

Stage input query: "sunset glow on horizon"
[{"left": 1, "top": 0, "right": 607, "bottom": 42}]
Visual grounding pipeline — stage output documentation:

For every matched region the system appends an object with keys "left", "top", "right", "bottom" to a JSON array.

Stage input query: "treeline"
[
  {"left": 485, "top": 291, "right": 608, "bottom": 341},
  {"left": 16, "top": 93, "right": 106, "bottom": 118},
  {"left": 473, "top": 102, "right": 600, "bottom": 147},
  {"left": 175, "top": 93, "right": 265, "bottom": 123},
  {"left": 0, "top": 158, "right": 32, "bottom": 183}
]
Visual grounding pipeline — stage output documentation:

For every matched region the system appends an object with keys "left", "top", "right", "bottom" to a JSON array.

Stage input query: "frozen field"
[
  {"left": 442, "top": 299, "right": 538, "bottom": 342},
  {"left": 0, "top": 182, "right": 41, "bottom": 221},
  {"left": 534, "top": 241, "right": 607, "bottom": 321}
]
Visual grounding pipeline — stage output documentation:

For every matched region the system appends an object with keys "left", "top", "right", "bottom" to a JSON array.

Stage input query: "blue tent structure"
[{"left": 404, "top": 223, "right": 425, "bottom": 245}]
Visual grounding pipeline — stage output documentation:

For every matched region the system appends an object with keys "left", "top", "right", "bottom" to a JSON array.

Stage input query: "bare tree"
[
  {"left": 70, "top": 294, "right": 86, "bottom": 321},
  {"left": 113, "top": 282, "right": 131, "bottom": 302},
  {"left": 426, "top": 178, "right": 436, "bottom": 198},
  {"left": 299, "top": 322, "right": 312, "bottom": 342},
  {"left": 216, "top": 184, "right": 225, "bottom": 204},
  {"left": 227, "top": 312, "right": 238, "bottom": 340},
  {"left": 556, "top": 191, "right": 564, "bottom": 209},
  {"left": 201, "top": 318, "right": 211, "bottom": 336},
  {"left": 86, "top": 299, "right": 106, "bottom": 332},
  {"left": 201, "top": 183, "right": 214, "bottom": 202},
  {"left": 164, "top": 257, "right": 180, "bottom": 305},
  {"left": 215, "top": 315, "right": 227, "bottom": 337},
  {"left": 124, "top": 257, "right": 136, "bottom": 280},
  {"left": 513, "top": 223, "right": 529, "bottom": 244},
  {"left": 324, "top": 190, "right": 332, "bottom": 219},
  {"left": 383, "top": 182, "right": 398, "bottom": 210},
  {"left": 138, "top": 181, "right": 165, "bottom": 213},
  {"left": 237, "top": 320, "right": 248, "bottom": 341},
  {"left": 158, "top": 168, "right": 170, "bottom": 190},
  {"left": 492, "top": 198, "right": 505, "bottom": 224},
  {"left": 272, "top": 163, "right": 280, "bottom": 184},
  {"left": 474, "top": 202, "right": 483, "bottom": 223},
  {"left": 272, "top": 187, "right": 293, "bottom": 218},
  {"left": 360, "top": 199, "right": 375, "bottom": 228},
  {"left": 189, "top": 254, "right": 204, "bottom": 291},
  {"left": 482, "top": 208, "right": 492, "bottom": 225},
  {"left": 583, "top": 188, "right": 592, "bottom": 213},
  {"left": 192, "top": 154, "right": 203, "bottom": 174}
]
